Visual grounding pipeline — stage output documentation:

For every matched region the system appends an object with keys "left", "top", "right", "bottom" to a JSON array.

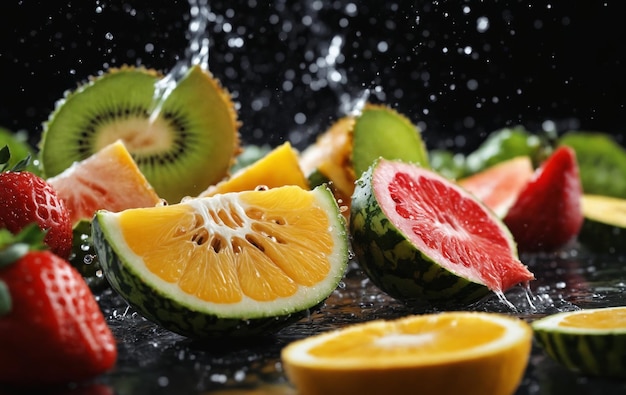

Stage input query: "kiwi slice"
[
  {"left": 39, "top": 65, "right": 240, "bottom": 203},
  {"left": 351, "top": 104, "right": 429, "bottom": 178}
]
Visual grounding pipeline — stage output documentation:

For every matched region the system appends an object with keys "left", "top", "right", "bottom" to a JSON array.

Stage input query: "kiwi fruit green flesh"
[
  {"left": 39, "top": 65, "right": 240, "bottom": 203},
  {"left": 351, "top": 104, "right": 429, "bottom": 179},
  {"left": 559, "top": 131, "right": 626, "bottom": 199}
]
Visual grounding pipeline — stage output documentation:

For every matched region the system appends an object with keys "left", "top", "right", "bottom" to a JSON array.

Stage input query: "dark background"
[{"left": 0, "top": 1, "right": 625, "bottom": 152}]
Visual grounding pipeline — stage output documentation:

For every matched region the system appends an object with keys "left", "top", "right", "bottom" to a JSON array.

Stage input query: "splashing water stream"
[{"left": 149, "top": 0, "right": 211, "bottom": 123}]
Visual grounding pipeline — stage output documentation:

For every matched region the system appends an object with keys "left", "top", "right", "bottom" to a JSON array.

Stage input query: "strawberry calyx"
[
  {"left": 0, "top": 145, "right": 31, "bottom": 173},
  {"left": 0, "top": 224, "right": 48, "bottom": 317}
]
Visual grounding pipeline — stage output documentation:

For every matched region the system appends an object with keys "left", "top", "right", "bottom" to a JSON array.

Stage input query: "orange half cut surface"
[{"left": 281, "top": 311, "right": 532, "bottom": 395}]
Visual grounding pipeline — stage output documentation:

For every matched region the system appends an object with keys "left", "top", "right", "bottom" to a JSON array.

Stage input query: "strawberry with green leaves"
[
  {"left": 0, "top": 145, "right": 72, "bottom": 258},
  {"left": 0, "top": 225, "right": 117, "bottom": 387}
]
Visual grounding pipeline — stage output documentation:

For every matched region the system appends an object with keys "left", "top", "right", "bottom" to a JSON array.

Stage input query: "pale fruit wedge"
[{"left": 47, "top": 139, "right": 161, "bottom": 225}]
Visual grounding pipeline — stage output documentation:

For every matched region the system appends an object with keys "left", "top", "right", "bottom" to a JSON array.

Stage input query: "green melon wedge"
[
  {"left": 532, "top": 306, "right": 626, "bottom": 378},
  {"left": 92, "top": 185, "right": 349, "bottom": 339},
  {"left": 350, "top": 158, "right": 534, "bottom": 307},
  {"left": 578, "top": 194, "right": 626, "bottom": 253}
]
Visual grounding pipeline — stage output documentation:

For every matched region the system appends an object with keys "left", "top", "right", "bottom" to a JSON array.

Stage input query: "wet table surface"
[{"left": 25, "top": 244, "right": 626, "bottom": 395}]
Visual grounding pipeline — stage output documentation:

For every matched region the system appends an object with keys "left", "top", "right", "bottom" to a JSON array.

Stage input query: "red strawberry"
[
  {"left": 0, "top": 146, "right": 72, "bottom": 258},
  {"left": 0, "top": 225, "right": 117, "bottom": 387},
  {"left": 503, "top": 145, "right": 583, "bottom": 252}
]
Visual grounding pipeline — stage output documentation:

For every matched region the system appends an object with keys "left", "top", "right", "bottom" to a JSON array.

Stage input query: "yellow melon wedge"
[{"left": 199, "top": 141, "right": 309, "bottom": 197}]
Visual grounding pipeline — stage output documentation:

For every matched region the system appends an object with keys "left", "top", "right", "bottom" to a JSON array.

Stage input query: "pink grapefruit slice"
[
  {"left": 47, "top": 140, "right": 162, "bottom": 225},
  {"left": 350, "top": 158, "right": 534, "bottom": 306},
  {"left": 457, "top": 156, "right": 534, "bottom": 217}
]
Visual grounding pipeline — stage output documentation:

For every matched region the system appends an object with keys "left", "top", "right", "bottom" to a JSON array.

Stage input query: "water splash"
[{"left": 149, "top": 0, "right": 211, "bottom": 123}]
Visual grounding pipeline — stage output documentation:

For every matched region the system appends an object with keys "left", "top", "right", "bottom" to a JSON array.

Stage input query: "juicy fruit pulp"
[
  {"left": 458, "top": 156, "right": 534, "bottom": 217},
  {"left": 350, "top": 159, "right": 533, "bottom": 307},
  {"left": 282, "top": 312, "right": 533, "bottom": 395},
  {"left": 47, "top": 140, "right": 162, "bottom": 225},
  {"left": 532, "top": 306, "right": 626, "bottom": 378},
  {"left": 92, "top": 185, "right": 349, "bottom": 338}
]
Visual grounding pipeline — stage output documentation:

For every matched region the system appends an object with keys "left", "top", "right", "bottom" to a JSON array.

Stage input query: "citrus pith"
[
  {"left": 92, "top": 185, "right": 349, "bottom": 338},
  {"left": 281, "top": 311, "right": 532, "bottom": 395}
]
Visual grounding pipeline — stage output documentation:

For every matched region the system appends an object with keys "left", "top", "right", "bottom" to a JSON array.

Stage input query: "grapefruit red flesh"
[
  {"left": 458, "top": 156, "right": 534, "bottom": 217},
  {"left": 376, "top": 160, "right": 534, "bottom": 292}
]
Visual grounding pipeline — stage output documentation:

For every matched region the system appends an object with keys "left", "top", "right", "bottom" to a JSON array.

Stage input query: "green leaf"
[
  {"left": 0, "top": 145, "right": 10, "bottom": 171},
  {"left": 0, "top": 280, "right": 11, "bottom": 317},
  {"left": 0, "top": 224, "right": 47, "bottom": 267}
]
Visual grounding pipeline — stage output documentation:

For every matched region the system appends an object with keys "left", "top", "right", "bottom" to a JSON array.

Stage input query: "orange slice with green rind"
[
  {"left": 532, "top": 306, "right": 626, "bottom": 378},
  {"left": 92, "top": 185, "right": 349, "bottom": 338},
  {"left": 282, "top": 311, "right": 533, "bottom": 395}
]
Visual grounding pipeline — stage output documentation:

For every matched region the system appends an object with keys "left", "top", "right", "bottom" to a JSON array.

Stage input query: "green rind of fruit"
[
  {"left": 559, "top": 131, "right": 626, "bottom": 199},
  {"left": 91, "top": 186, "right": 349, "bottom": 338},
  {"left": 351, "top": 105, "right": 429, "bottom": 179},
  {"left": 349, "top": 162, "right": 490, "bottom": 307},
  {"left": 532, "top": 314, "right": 626, "bottom": 378},
  {"left": 578, "top": 194, "right": 626, "bottom": 253}
]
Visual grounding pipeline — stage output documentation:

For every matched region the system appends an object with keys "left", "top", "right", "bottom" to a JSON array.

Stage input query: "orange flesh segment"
[
  {"left": 377, "top": 163, "right": 533, "bottom": 292},
  {"left": 118, "top": 186, "right": 333, "bottom": 304},
  {"left": 309, "top": 314, "right": 505, "bottom": 359},
  {"left": 560, "top": 309, "right": 626, "bottom": 329}
]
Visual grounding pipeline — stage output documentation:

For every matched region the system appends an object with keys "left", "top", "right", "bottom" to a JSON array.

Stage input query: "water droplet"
[{"left": 476, "top": 16, "right": 490, "bottom": 32}]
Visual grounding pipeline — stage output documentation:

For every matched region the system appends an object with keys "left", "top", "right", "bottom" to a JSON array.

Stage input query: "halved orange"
[
  {"left": 281, "top": 312, "right": 532, "bottom": 395},
  {"left": 199, "top": 142, "right": 309, "bottom": 197},
  {"left": 47, "top": 139, "right": 162, "bottom": 225},
  {"left": 92, "top": 185, "right": 349, "bottom": 338}
]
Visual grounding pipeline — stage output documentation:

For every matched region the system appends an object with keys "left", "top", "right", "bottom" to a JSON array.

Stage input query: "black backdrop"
[{"left": 1, "top": 1, "right": 625, "bottom": 152}]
